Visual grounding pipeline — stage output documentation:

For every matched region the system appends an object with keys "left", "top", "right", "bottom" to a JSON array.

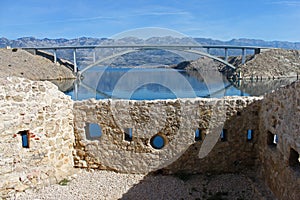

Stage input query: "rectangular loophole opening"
[
  {"left": 18, "top": 130, "right": 30, "bottom": 148},
  {"left": 124, "top": 128, "right": 133, "bottom": 141},
  {"left": 247, "top": 129, "right": 253, "bottom": 141},
  {"left": 195, "top": 129, "right": 202, "bottom": 141},
  {"left": 220, "top": 129, "right": 227, "bottom": 142},
  {"left": 267, "top": 131, "right": 277, "bottom": 147},
  {"left": 289, "top": 148, "right": 300, "bottom": 170},
  {"left": 85, "top": 123, "right": 102, "bottom": 140}
]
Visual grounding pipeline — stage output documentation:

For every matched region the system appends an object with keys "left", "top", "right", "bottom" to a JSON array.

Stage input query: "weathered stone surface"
[
  {"left": 0, "top": 77, "right": 75, "bottom": 198},
  {"left": 258, "top": 80, "right": 300, "bottom": 200},
  {"left": 73, "top": 96, "right": 262, "bottom": 174},
  {"left": 72, "top": 81, "right": 300, "bottom": 199},
  {"left": 0, "top": 76, "right": 299, "bottom": 200}
]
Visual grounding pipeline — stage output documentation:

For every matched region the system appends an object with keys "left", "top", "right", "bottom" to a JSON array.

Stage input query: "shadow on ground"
[{"left": 120, "top": 171, "right": 273, "bottom": 200}]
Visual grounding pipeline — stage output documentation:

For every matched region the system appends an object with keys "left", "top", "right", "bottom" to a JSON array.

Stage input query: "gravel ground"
[{"left": 12, "top": 169, "right": 275, "bottom": 200}]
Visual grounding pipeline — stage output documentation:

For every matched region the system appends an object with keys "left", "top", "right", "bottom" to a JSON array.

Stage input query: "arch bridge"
[{"left": 21, "top": 45, "right": 271, "bottom": 74}]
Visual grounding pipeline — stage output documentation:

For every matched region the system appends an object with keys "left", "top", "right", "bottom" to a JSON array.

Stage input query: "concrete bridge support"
[
  {"left": 73, "top": 49, "right": 77, "bottom": 73},
  {"left": 206, "top": 47, "right": 210, "bottom": 54},
  {"left": 242, "top": 48, "right": 246, "bottom": 64},
  {"left": 224, "top": 48, "right": 228, "bottom": 62},
  {"left": 53, "top": 49, "right": 57, "bottom": 64},
  {"left": 93, "top": 49, "right": 96, "bottom": 63}
]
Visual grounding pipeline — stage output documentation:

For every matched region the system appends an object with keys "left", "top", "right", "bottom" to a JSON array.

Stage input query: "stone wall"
[
  {"left": 162, "top": 99, "right": 261, "bottom": 174},
  {"left": 1, "top": 76, "right": 299, "bottom": 199},
  {"left": 258, "top": 81, "right": 300, "bottom": 200},
  {"left": 73, "top": 96, "right": 262, "bottom": 174},
  {"left": 0, "top": 77, "right": 74, "bottom": 198}
]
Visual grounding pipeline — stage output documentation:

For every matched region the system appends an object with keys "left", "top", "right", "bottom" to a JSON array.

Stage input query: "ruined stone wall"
[
  {"left": 1, "top": 75, "right": 298, "bottom": 199},
  {"left": 162, "top": 99, "right": 261, "bottom": 174},
  {"left": 258, "top": 81, "right": 300, "bottom": 200},
  {"left": 0, "top": 77, "right": 74, "bottom": 198},
  {"left": 73, "top": 96, "right": 262, "bottom": 174}
]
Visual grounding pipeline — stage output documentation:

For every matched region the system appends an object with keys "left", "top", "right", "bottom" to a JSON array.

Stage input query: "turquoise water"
[{"left": 65, "top": 67, "right": 249, "bottom": 100}]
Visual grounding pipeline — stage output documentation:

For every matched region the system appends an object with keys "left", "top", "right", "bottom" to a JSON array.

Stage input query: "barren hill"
[
  {"left": 238, "top": 49, "right": 300, "bottom": 78},
  {"left": 174, "top": 49, "right": 300, "bottom": 79},
  {"left": 0, "top": 48, "right": 75, "bottom": 80}
]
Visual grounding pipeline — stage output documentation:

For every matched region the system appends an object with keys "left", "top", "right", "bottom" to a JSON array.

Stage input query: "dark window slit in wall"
[
  {"left": 18, "top": 130, "right": 30, "bottom": 148},
  {"left": 195, "top": 129, "right": 202, "bottom": 141},
  {"left": 247, "top": 129, "right": 253, "bottom": 141},
  {"left": 220, "top": 129, "right": 227, "bottom": 142},
  {"left": 267, "top": 131, "right": 278, "bottom": 147},
  {"left": 124, "top": 128, "right": 133, "bottom": 142}
]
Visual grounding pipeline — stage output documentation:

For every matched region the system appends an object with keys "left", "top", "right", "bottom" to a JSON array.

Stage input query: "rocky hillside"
[
  {"left": 0, "top": 48, "right": 75, "bottom": 80},
  {"left": 238, "top": 49, "right": 300, "bottom": 78},
  {"left": 174, "top": 49, "right": 300, "bottom": 79}
]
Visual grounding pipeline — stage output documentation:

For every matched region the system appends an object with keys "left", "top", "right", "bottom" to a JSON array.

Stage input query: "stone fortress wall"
[
  {"left": 73, "top": 97, "right": 262, "bottom": 174},
  {"left": 258, "top": 81, "right": 300, "bottom": 200},
  {"left": 0, "top": 77, "right": 75, "bottom": 197},
  {"left": 0, "top": 77, "right": 299, "bottom": 199}
]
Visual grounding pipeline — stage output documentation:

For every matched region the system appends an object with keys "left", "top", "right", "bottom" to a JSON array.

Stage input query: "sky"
[{"left": 0, "top": 0, "right": 300, "bottom": 41}]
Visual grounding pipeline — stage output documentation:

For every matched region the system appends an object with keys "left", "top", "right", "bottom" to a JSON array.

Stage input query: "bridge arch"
[
  {"left": 79, "top": 49, "right": 138, "bottom": 75},
  {"left": 78, "top": 47, "right": 236, "bottom": 76},
  {"left": 182, "top": 49, "right": 236, "bottom": 69}
]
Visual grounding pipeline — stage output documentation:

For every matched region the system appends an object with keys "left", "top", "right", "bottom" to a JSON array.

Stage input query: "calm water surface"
[{"left": 65, "top": 67, "right": 249, "bottom": 100}]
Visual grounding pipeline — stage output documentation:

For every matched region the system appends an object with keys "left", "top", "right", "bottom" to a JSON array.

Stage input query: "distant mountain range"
[
  {"left": 1, "top": 37, "right": 300, "bottom": 67},
  {"left": 1, "top": 36, "right": 299, "bottom": 49}
]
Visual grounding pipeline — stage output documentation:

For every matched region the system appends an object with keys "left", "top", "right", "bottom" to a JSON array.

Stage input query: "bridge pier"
[
  {"left": 242, "top": 48, "right": 246, "bottom": 64},
  {"left": 206, "top": 47, "right": 210, "bottom": 54},
  {"left": 53, "top": 49, "right": 57, "bottom": 63},
  {"left": 224, "top": 48, "right": 228, "bottom": 62},
  {"left": 73, "top": 49, "right": 77, "bottom": 73},
  {"left": 74, "top": 80, "right": 78, "bottom": 100},
  {"left": 93, "top": 49, "right": 96, "bottom": 63}
]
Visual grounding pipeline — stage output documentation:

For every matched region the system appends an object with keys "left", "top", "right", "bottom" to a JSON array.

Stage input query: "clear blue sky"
[{"left": 1, "top": 0, "right": 300, "bottom": 41}]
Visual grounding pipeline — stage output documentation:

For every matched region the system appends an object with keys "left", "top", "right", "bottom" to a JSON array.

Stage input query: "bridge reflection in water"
[{"left": 65, "top": 67, "right": 249, "bottom": 100}]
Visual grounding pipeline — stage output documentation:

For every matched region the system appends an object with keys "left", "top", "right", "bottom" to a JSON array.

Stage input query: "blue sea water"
[
  {"left": 66, "top": 67, "right": 249, "bottom": 147},
  {"left": 65, "top": 67, "right": 249, "bottom": 100}
]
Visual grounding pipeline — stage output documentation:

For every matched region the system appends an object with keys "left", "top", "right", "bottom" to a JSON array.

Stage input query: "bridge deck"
[{"left": 21, "top": 45, "right": 272, "bottom": 50}]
